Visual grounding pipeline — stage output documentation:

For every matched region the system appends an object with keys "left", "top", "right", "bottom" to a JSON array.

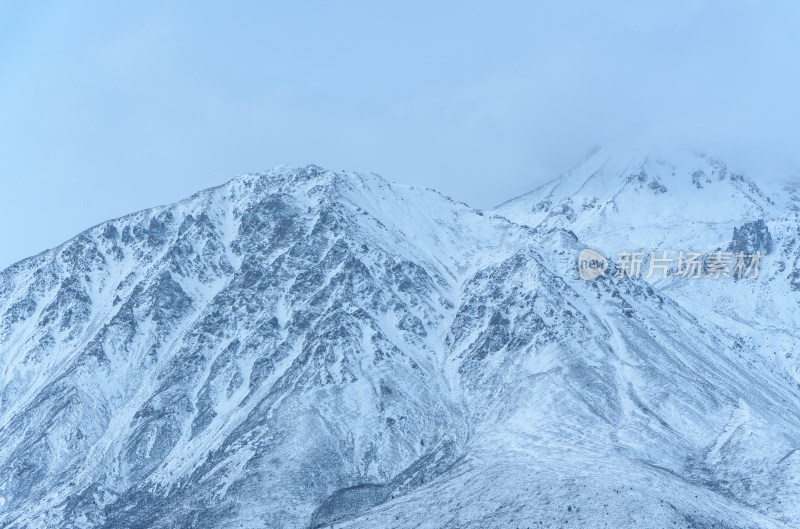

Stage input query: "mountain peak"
[
  {"left": 495, "top": 146, "right": 776, "bottom": 252},
  {"left": 556, "top": 145, "right": 763, "bottom": 197}
]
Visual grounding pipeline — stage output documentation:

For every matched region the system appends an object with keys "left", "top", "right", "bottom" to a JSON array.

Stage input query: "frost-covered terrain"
[{"left": 1, "top": 153, "right": 799, "bottom": 528}]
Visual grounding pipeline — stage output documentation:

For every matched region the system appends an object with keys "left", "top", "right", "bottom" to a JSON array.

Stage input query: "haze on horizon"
[{"left": 1, "top": 0, "right": 799, "bottom": 269}]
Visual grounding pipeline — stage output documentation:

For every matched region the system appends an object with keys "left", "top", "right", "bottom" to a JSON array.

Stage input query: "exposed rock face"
[
  {"left": 729, "top": 219, "right": 775, "bottom": 255},
  {"left": 1, "top": 155, "right": 800, "bottom": 528}
]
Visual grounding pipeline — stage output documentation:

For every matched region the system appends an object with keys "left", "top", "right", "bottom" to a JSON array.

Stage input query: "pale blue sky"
[{"left": 1, "top": 1, "right": 799, "bottom": 269}]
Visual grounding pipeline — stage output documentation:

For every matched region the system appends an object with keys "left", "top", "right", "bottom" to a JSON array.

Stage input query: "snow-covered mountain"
[
  {"left": 497, "top": 147, "right": 800, "bottom": 382},
  {"left": 1, "top": 157, "right": 800, "bottom": 528},
  {"left": 496, "top": 147, "right": 781, "bottom": 251}
]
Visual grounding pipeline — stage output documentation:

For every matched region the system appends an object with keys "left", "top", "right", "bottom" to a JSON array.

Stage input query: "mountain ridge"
[{"left": 1, "top": 154, "right": 800, "bottom": 528}]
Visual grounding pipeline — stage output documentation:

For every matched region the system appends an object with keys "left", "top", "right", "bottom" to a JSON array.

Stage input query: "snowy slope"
[
  {"left": 0, "top": 161, "right": 799, "bottom": 528},
  {"left": 497, "top": 147, "right": 800, "bottom": 383}
]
